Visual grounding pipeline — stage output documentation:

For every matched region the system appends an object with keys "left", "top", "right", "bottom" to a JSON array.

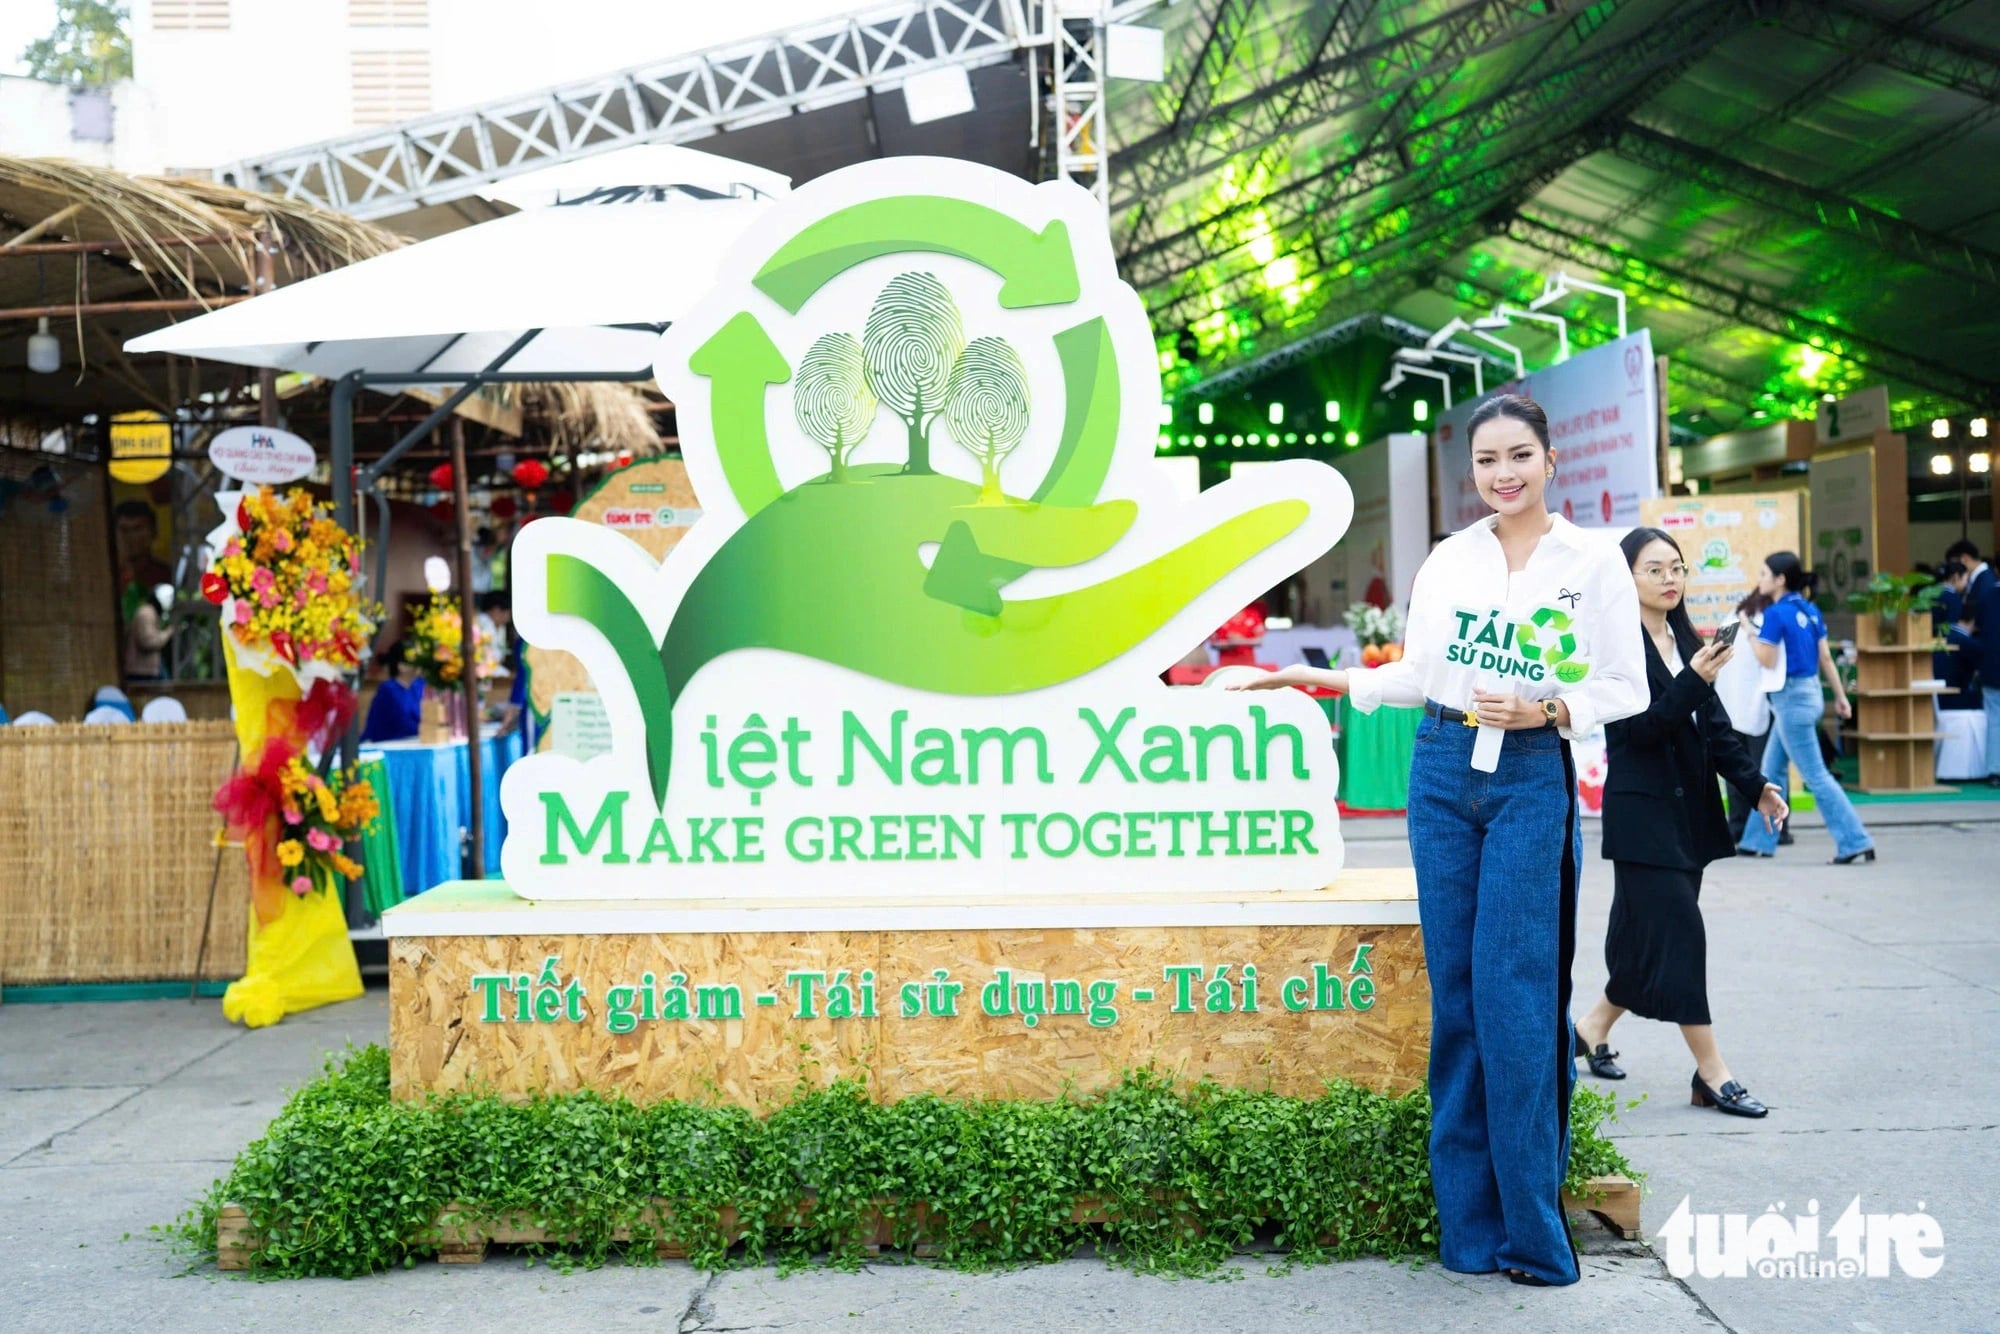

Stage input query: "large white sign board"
[{"left": 500, "top": 158, "right": 1356, "bottom": 899}]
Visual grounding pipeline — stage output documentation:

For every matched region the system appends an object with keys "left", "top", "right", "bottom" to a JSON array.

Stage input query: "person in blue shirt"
[
  {"left": 360, "top": 640, "right": 426, "bottom": 743},
  {"left": 1738, "top": 552, "right": 1876, "bottom": 863}
]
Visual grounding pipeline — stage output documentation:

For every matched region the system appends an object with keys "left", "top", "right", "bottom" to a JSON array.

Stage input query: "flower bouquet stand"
[{"left": 203, "top": 488, "right": 382, "bottom": 1027}]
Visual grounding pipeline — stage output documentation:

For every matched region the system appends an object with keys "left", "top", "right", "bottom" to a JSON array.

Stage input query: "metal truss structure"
[
  {"left": 221, "top": 0, "right": 2000, "bottom": 422},
  {"left": 220, "top": 0, "right": 1037, "bottom": 218}
]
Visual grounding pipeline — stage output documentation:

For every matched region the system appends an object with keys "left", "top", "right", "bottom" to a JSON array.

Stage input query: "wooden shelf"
[
  {"left": 1853, "top": 644, "right": 1942, "bottom": 654},
  {"left": 1855, "top": 686, "right": 1947, "bottom": 697},
  {"left": 1855, "top": 784, "right": 1960, "bottom": 796},
  {"left": 1842, "top": 730, "right": 1943, "bottom": 742}
]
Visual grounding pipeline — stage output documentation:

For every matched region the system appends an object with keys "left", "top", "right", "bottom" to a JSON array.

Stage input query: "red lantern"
[
  {"left": 489, "top": 496, "right": 518, "bottom": 519},
  {"left": 428, "top": 463, "right": 454, "bottom": 491},
  {"left": 545, "top": 487, "right": 575, "bottom": 514},
  {"left": 511, "top": 458, "right": 549, "bottom": 490},
  {"left": 429, "top": 499, "right": 454, "bottom": 524}
]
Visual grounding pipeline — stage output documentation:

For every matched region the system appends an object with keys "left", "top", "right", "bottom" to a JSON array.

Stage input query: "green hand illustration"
[{"left": 550, "top": 467, "right": 1308, "bottom": 808}]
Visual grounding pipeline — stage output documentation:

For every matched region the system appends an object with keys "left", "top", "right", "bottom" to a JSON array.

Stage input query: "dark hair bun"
[{"left": 1464, "top": 393, "right": 1550, "bottom": 450}]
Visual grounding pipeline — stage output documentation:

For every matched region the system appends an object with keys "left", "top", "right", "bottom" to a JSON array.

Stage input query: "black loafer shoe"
[
  {"left": 1692, "top": 1072, "right": 1768, "bottom": 1117},
  {"left": 1572, "top": 1031, "right": 1626, "bottom": 1079}
]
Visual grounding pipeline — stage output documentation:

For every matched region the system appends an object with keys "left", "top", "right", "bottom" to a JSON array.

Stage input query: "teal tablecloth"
[
  {"left": 1331, "top": 696, "right": 1423, "bottom": 811},
  {"left": 360, "top": 730, "right": 523, "bottom": 905},
  {"left": 355, "top": 757, "right": 404, "bottom": 916}
]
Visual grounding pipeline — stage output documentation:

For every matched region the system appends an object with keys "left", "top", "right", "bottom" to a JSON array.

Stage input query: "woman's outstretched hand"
[{"left": 1224, "top": 664, "right": 1349, "bottom": 693}]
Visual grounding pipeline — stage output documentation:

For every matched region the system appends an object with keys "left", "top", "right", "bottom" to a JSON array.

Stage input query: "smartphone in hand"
[{"left": 1711, "top": 620, "right": 1740, "bottom": 651}]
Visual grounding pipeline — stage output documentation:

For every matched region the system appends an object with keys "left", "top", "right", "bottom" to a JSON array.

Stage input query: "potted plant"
[{"left": 1846, "top": 571, "right": 1945, "bottom": 646}]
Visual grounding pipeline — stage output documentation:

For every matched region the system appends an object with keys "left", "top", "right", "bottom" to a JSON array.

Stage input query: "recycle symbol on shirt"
[{"left": 1515, "top": 606, "right": 1592, "bottom": 684}]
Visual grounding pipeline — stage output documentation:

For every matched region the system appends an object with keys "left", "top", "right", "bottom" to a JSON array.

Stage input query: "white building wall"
[{"left": 0, "top": 76, "right": 167, "bottom": 172}]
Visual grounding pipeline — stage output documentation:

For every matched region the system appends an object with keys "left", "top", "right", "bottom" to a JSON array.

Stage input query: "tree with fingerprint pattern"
[
  {"left": 793, "top": 332, "right": 876, "bottom": 482},
  {"left": 862, "top": 272, "right": 964, "bottom": 475},
  {"left": 943, "top": 336, "right": 1031, "bottom": 505}
]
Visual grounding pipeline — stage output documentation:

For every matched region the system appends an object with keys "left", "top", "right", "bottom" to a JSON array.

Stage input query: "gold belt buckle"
[{"left": 1459, "top": 708, "right": 1480, "bottom": 728}]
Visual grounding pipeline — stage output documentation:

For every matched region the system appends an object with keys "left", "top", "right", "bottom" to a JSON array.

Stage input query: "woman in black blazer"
[{"left": 1572, "top": 528, "right": 1790, "bottom": 1119}]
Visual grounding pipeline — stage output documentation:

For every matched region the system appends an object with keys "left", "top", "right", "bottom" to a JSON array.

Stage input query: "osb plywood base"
[{"left": 390, "top": 908, "right": 1428, "bottom": 1109}]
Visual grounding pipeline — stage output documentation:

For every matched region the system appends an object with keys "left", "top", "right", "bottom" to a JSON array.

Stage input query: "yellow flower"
[{"left": 276, "top": 839, "right": 305, "bottom": 868}]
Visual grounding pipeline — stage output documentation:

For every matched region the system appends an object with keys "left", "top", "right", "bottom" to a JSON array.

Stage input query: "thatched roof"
[{"left": 0, "top": 156, "right": 662, "bottom": 458}]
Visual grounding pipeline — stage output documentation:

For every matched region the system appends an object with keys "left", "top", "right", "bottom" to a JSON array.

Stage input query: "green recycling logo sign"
[
  {"left": 1515, "top": 607, "right": 1592, "bottom": 684},
  {"left": 502, "top": 158, "right": 1354, "bottom": 900}
]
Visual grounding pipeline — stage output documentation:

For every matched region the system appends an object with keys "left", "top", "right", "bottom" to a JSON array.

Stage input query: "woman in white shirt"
[{"left": 1232, "top": 394, "right": 1645, "bottom": 1287}]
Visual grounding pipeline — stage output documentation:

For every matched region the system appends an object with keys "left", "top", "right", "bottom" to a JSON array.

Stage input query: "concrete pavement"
[{"left": 2, "top": 804, "right": 1992, "bottom": 1332}]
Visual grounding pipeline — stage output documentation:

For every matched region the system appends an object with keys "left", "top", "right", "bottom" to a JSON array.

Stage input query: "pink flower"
[
  {"left": 283, "top": 805, "right": 303, "bottom": 825},
  {"left": 251, "top": 567, "right": 275, "bottom": 592},
  {"left": 258, "top": 585, "right": 280, "bottom": 608},
  {"left": 233, "top": 602, "right": 253, "bottom": 626},
  {"left": 273, "top": 530, "right": 294, "bottom": 553},
  {"left": 223, "top": 538, "right": 243, "bottom": 558},
  {"left": 306, "top": 827, "right": 336, "bottom": 851},
  {"left": 307, "top": 570, "right": 328, "bottom": 594},
  {"left": 294, "top": 587, "right": 310, "bottom": 608},
  {"left": 290, "top": 875, "right": 312, "bottom": 896}
]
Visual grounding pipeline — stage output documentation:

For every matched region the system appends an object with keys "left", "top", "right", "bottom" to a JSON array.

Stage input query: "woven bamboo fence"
[{"left": 0, "top": 721, "right": 248, "bottom": 986}]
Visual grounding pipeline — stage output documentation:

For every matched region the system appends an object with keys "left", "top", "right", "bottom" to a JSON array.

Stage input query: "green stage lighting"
[
  {"left": 1268, "top": 402, "right": 1284, "bottom": 425},
  {"left": 1159, "top": 400, "right": 1173, "bottom": 426},
  {"left": 1198, "top": 402, "right": 1214, "bottom": 425},
  {"left": 1413, "top": 400, "right": 1429, "bottom": 423},
  {"left": 1344, "top": 430, "right": 1360, "bottom": 447},
  {"left": 1325, "top": 401, "right": 1340, "bottom": 422}
]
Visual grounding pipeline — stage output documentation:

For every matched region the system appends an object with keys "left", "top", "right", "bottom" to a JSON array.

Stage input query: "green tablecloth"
[
  {"left": 1331, "top": 696, "right": 1422, "bottom": 811},
  {"left": 356, "top": 757, "right": 406, "bottom": 916}
]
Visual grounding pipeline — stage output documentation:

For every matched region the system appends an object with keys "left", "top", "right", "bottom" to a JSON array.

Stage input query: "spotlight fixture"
[
  {"left": 1971, "top": 418, "right": 1988, "bottom": 438},
  {"left": 1930, "top": 454, "right": 1953, "bottom": 475},
  {"left": 1490, "top": 305, "right": 1569, "bottom": 361},
  {"left": 1931, "top": 418, "right": 1950, "bottom": 439},
  {"left": 1529, "top": 269, "right": 1627, "bottom": 337},
  {"left": 1393, "top": 363, "right": 1453, "bottom": 408},
  {"left": 1198, "top": 402, "right": 1214, "bottom": 425},
  {"left": 1972, "top": 452, "right": 1991, "bottom": 475}
]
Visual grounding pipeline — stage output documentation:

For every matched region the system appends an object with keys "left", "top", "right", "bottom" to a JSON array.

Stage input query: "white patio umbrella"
[{"left": 123, "top": 144, "right": 784, "bottom": 883}]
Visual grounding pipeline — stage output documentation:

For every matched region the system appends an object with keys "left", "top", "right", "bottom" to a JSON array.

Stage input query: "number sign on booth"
[{"left": 501, "top": 157, "right": 1356, "bottom": 899}]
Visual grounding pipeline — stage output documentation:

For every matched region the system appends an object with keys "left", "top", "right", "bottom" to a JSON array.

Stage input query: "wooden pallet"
[
  {"left": 217, "top": 1175, "right": 1643, "bottom": 1268},
  {"left": 1563, "top": 1174, "right": 1642, "bottom": 1240}
]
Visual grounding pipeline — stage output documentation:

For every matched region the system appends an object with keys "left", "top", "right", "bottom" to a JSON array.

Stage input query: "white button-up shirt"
[{"left": 1346, "top": 513, "right": 1647, "bottom": 740}]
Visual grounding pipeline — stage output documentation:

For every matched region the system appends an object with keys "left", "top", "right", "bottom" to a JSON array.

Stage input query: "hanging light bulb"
[{"left": 27, "top": 317, "right": 60, "bottom": 374}]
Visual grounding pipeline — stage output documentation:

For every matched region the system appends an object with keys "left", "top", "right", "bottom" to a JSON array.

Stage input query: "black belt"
[{"left": 1424, "top": 701, "right": 1481, "bottom": 727}]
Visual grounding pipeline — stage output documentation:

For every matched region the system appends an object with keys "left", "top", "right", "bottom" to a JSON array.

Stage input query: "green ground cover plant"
[{"left": 164, "top": 1046, "right": 1636, "bottom": 1278}]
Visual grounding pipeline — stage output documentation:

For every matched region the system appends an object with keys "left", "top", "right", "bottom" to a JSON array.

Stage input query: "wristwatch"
[{"left": 1542, "top": 698, "right": 1561, "bottom": 728}]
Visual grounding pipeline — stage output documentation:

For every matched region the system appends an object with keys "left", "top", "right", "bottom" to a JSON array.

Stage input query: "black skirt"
[{"left": 1603, "top": 861, "right": 1710, "bottom": 1026}]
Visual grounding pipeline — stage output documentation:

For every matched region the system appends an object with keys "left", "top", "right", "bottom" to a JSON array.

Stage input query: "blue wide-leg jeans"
[
  {"left": 1737, "top": 675, "right": 1873, "bottom": 858},
  {"left": 1407, "top": 710, "right": 1581, "bottom": 1286}
]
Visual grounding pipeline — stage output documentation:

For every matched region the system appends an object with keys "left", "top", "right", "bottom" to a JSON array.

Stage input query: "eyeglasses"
[{"left": 1637, "top": 563, "right": 1689, "bottom": 582}]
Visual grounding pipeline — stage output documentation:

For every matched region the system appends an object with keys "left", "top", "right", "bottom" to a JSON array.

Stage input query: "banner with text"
[
  {"left": 1433, "top": 330, "right": 1659, "bottom": 531},
  {"left": 1640, "top": 492, "right": 1804, "bottom": 634}
]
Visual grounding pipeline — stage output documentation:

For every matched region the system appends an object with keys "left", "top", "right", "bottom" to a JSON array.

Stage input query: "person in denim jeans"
[
  {"left": 1233, "top": 395, "right": 1646, "bottom": 1287},
  {"left": 1736, "top": 553, "right": 1876, "bottom": 864}
]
